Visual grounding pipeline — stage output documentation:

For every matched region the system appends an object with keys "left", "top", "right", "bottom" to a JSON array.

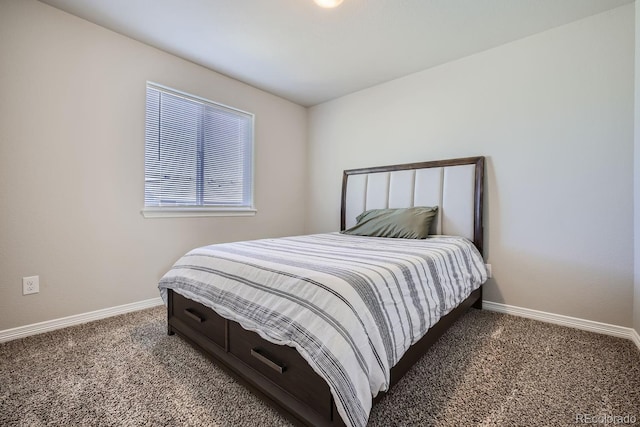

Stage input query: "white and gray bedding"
[{"left": 158, "top": 232, "right": 487, "bottom": 427}]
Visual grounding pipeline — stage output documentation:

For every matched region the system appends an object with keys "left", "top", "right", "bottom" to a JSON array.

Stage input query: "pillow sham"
[{"left": 341, "top": 206, "right": 438, "bottom": 239}]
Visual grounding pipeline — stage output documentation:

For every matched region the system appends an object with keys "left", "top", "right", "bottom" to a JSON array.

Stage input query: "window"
[{"left": 143, "top": 83, "right": 255, "bottom": 218}]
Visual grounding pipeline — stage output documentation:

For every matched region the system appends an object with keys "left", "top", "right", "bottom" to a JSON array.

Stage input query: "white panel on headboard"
[
  {"left": 365, "top": 172, "right": 390, "bottom": 210},
  {"left": 345, "top": 174, "right": 367, "bottom": 228},
  {"left": 388, "top": 170, "right": 415, "bottom": 208},
  {"left": 442, "top": 164, "right": 475, "bottom": 238},
  {"left": 414, "top": 167, "right": 443, "bottom": 234},
  {"left": 342, "top": 158, "right": 481, "bottom": 245}
]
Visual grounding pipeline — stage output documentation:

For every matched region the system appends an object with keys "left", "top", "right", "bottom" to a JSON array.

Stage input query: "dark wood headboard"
[{"left": 340, "top": 156, "right": 485, "bottom": 255}]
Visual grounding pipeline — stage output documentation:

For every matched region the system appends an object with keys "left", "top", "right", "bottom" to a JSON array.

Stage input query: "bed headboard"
[{"left": 341, "top": 156, "right": 485, "bottom": 255}]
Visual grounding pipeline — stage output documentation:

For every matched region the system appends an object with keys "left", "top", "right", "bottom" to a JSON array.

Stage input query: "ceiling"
[{"left": 39, "top": 0, "right": 633, "bottom": 107}]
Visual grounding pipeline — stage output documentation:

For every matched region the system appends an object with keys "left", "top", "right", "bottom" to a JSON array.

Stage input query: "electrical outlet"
[
  {"left": 22, "top": 276, "right": 39, "bottom": 295},
  {"left": 485, "top": 264, "right": 492, "bottom": 279}
]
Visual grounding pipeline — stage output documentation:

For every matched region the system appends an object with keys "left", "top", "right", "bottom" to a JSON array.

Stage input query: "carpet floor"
[{"left": 1, "top": 306, "right": 638, "bottom": 426}]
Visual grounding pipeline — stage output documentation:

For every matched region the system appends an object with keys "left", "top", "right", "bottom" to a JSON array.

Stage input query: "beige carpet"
[{"left": 1, "top": 306, "right": 638, "bottom": 426}]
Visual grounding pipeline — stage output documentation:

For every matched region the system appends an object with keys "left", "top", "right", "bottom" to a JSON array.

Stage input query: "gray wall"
[
  {"left": 635, "top": 1, "right": 640, "bottom": 335},
  {"left": 0, "top": 0, "right": 308, "bottom": 330},
  {"left": 1, "top": 1, "right": 638, "bottom": 335},
  {"left": 307, "top": 5, "right": 635, "bottom": 327}
]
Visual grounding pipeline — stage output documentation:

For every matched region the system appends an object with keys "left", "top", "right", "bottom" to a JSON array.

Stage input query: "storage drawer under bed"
[
  {"left": 228, "top": 321, "right": 332, "bottom": 416},
  {"left": 169, "top": 291, "right": 226, "bottom": 348},
  {"left": 168, "top": 290, "right": 335, "bottom": 424}
]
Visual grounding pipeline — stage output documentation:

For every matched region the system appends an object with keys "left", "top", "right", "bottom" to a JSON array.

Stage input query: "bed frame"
[{"left": 166, "top": 156, "right": 485, "bottom": 426}]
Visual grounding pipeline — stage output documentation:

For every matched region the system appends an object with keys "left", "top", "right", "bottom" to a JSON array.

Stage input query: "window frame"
[{"left": 141, "top": 82, "right": 256, "bottom": 219}]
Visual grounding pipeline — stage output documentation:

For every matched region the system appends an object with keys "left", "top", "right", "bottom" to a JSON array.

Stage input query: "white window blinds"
[{"left": 144, "top": 83, "right": 254, "bottom": 214}]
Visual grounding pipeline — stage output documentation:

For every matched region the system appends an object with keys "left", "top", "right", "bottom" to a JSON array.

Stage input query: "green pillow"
[{"left": 341, "top": 206, "right": 438, "bottom": 239}]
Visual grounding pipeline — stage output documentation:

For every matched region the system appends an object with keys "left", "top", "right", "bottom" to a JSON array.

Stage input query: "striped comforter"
[{"left": 158, "top": 233, "right": 487, "bottom": 427}]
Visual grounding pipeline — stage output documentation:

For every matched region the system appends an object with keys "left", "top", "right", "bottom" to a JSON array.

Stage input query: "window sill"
[{"left": 141, "top": 207, "right": 257, "bottom": 218}]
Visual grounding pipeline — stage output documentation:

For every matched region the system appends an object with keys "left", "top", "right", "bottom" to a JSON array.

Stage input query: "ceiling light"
[{"left": 314, "top": 0, "right": 344, "bottom": 8}]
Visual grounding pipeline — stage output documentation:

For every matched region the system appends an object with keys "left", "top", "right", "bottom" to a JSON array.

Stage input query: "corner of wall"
[{"left": 634, "top": 0, "right": 640, "bottom": 338}]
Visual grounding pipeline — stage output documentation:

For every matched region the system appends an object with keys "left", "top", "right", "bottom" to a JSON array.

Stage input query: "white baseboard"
[
  {"left": 483, "top": 300, "right": 640, "bottom": 351},
  {"left": 631, "top": 328, "right": 640, "bottom": 351},
  {"left": 2, "top": 297, "right": 638, "bottom": 353},
  {"left": 0, "top": 297, "right": 164, "bottom": 343}
]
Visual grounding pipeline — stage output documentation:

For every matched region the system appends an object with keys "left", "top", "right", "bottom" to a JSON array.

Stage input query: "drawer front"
[
  {"left": 228, "top": 322, "right": 332, "bottom": 417},
  {"left": 170, "top": 291, "right": 226, "bottom": 348}
]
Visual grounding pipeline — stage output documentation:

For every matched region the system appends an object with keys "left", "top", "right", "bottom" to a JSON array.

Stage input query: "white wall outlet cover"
[
  {"left": 485, "top": 264, "right": 492, "bottom": 278},
  {"left": 22, "top": 276, "right": 39, "bottom": 295}
]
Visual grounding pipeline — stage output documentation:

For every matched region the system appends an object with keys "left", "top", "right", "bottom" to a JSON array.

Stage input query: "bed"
[{"left": 159, "top": 156, "right": 486, "bottom": 427}]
